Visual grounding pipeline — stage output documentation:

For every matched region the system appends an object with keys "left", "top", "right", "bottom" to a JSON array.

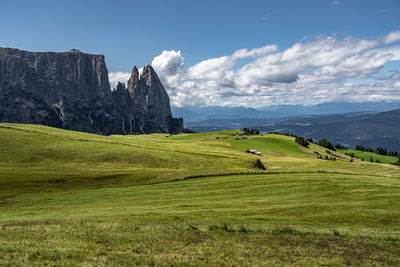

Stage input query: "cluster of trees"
[
  {"left": 355, "top": 145, "right": 399, "bottom": 156},
  {"left": 317, "top": 139, "right": 336, "bottom": 151},
  {"left": 334, "top": 144, "right": 347, "bottom": 150},
  {"left": 294, "top": 135, "right": 341, "bottom": 152},
  {"left": 295, "top": 136, "right": 310, "bottom": 148},
  {"left": 355, "top": 145, "right": 374, "bottom": 152},
  {"left": 242, "top": 128, "right": 260, "bottom": 135}
]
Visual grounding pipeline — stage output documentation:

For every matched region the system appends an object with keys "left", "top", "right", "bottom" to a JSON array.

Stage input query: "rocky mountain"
[
  {"left": 0, "top": 47, "right": 183, "bottom": 135},
  {"left": 112, "top": 65, "right": 183, "bottom": 134}
]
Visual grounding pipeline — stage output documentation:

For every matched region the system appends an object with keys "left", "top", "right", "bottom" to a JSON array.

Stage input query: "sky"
[{"left": 1, "top": 0, "right": 400, "bottom": 107}]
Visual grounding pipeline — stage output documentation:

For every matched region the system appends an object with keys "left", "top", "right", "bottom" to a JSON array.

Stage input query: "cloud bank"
[{"left": 109, "top": 31, "right": 400, "bottom": 107}]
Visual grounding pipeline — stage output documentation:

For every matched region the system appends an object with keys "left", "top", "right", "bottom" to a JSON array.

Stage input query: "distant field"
[
  {"left": 0, "top": 123, "right": 399, "bottom": 266},
  {"left": 339, "top": 149, "right": 398, "bottom": 164}
]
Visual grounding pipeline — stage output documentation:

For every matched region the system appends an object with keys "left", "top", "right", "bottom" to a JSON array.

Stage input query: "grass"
[
  {"left": 339, "top": 149, "right": 399, "bottom": 164},
  {"left": 1, "top": 123, "right": 400, "bottom": 265}
]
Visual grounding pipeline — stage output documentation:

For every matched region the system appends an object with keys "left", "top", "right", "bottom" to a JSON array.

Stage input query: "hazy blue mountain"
[
  {"left": 173, "top": 102, "right": 400, "bottom": 122},
  {"left": 185, "top": 117, "right": 285, "bottom": 131},
  {"left": 259, "top": 102, "right": 400, "bottom": 116},
  {"left": 172, "top": 106, "right": 284, "bottom": 122},
  {"left": 255, "top": 109, "right": 400, "bottom": 151},
  {"left": 184, "top": 112, "right": 374, "bottom": 132}
]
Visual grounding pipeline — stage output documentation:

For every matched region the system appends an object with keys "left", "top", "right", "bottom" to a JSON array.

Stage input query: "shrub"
[
  {"left": 253, "top": 159, "right": 266, "bottom": 170},
  {"left": 333, "top": 229, "right": 341, "bottom": 236}
]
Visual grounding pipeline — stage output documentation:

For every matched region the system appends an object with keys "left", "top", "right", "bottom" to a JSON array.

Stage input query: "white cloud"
[
  {"left": 383, "top": 30, "right": 400, "bottom": 44},
  {"left": 108, "top": 71, "right": 130, "bottom": 90},
  {"left": 150, "top": 50, "right": 185, "bottom": 101},
  {"left": 109, "top": 30, "right": 400, "bottom": 107},
  {"left": 152, "top": 50, "right": 184, "bottom": 76},
  {"left": 366, "top": 46, "right": 400, "bottom": 60}
]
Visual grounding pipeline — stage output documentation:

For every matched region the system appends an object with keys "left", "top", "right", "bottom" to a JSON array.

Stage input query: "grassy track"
[{"left": 1, "top": 123, "right": 400, "bottom": 266}]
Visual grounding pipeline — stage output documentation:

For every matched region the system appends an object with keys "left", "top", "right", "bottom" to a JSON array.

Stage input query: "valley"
[{"left": 1, "top": 123, "right": 399, "bottom": 265}]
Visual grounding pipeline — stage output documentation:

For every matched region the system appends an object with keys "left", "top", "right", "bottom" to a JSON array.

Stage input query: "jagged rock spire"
[
  {"left": 140, "top": 65, "right": 162, "bottom": 86},
  {"left": 0, "top": 47, "right": 183, "bottom": 135}
]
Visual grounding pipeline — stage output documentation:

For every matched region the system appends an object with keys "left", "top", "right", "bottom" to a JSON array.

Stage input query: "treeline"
[
  {"left": 271, "top": 132, "right": 338, "bottom": 151},
  {"left": 354, "top": 145, "right": 399, "bottom": 157},
  {"left": 242, "top": 128, "right": 260, "bottom": 135}
]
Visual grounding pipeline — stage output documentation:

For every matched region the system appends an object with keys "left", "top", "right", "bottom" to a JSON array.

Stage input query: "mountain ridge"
[
  {"left": 255, "top": 109, "right": 400, "bottom": 151},
  {"left": 172, "top": 102, "right": 400, "bottom": 122},
  {"left": 0, "top": 47, "right": 183, "bottom": 134}
]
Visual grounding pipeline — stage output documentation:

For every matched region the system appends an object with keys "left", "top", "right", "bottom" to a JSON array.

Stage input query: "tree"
[
  {"left": 295, "top": 136, "right": 310, "bottom": 148},
  {"left": 335, "top": 144, "right": 347, "bottom": 150},
  {"left": 242, "top": 128, "right": 260, "bottom": 135},
  {"left": 318, "top": 139, "right": 336, "bottom": 151},
  {"left": 375, "top": 147, "right": 387, "bottom": 155}
]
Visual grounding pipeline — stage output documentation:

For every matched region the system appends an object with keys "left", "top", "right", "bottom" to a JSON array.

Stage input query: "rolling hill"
[
  {"left": 0, "top": 123, "right": 399, "bottom": 265},
  {"left": 256, "top": 109, "right": 400, "bottom": 151}
]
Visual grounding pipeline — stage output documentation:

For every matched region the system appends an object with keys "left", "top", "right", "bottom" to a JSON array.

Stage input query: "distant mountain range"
[
  {"left": 255, "top": 109, "right": 400, "bottom": 151},
  {"left": 186, "top": 109, "right": 400, "bottom": 151},
  {"left": 172, "top": 102, "right": 400, "bottom": 122}
]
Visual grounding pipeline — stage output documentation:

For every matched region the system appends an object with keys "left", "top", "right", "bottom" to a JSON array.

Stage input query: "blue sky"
[{"left": 1, "top": 0, "right": 400, "bottom": 107}]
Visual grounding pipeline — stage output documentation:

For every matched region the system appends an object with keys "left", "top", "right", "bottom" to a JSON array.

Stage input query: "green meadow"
[
  {"left": 339, "top": 149, "right": 399, "bottom": 164},
  {"left": 0, "top": 123, "right": 399, "bottom": 266}
]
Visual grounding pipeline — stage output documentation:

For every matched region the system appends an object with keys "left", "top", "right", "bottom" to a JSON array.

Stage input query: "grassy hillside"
[
  {"left": 339, "top": 149, "right": 399, "bottom": 164},
  {"left": 1, "top": 123, "right": 400, "bottom": 266}
]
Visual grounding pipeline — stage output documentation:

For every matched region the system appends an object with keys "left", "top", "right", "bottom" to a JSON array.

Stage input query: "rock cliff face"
[{"left": 0, "top": 47, "right": 183, "bottom": 134}]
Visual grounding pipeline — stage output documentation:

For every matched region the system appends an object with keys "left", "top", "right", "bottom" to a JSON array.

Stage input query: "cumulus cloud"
[
  {"left": 152, "top": 50, "right": 184, "bottom": 76},
  {"left": 108, "top": 71, "right": 130, "bottom": 90},
  {"left": 109, "top": 30, "right": 400, "bottom": 107}
]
